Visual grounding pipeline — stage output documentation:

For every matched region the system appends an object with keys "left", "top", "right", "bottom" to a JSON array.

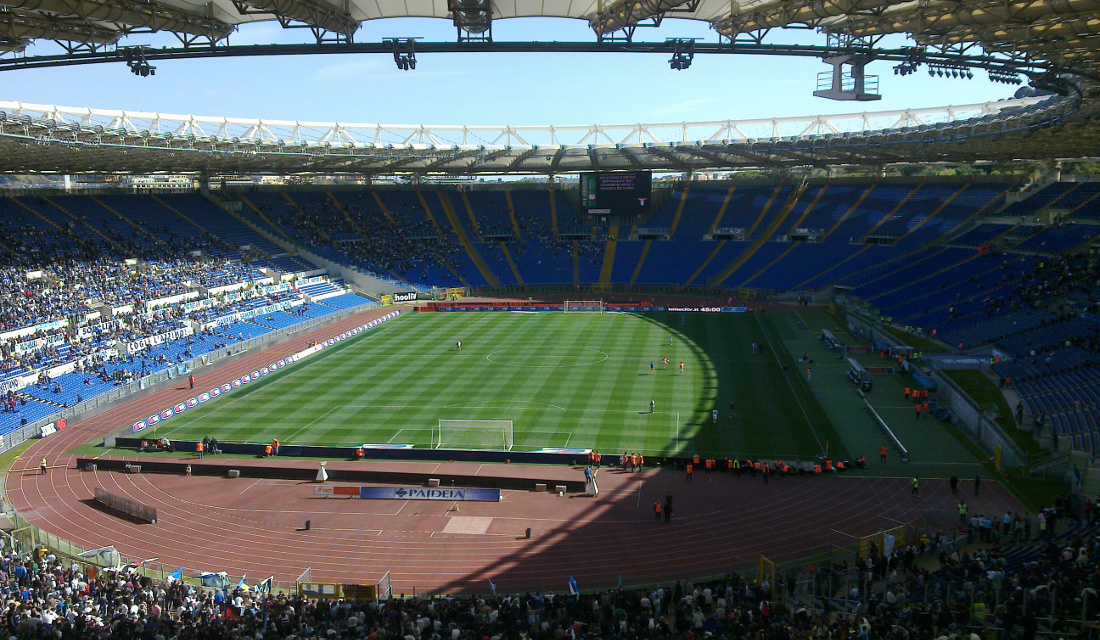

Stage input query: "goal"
[
  {"left": 434, "top": 420, "right": 514, "bottom": 451},
  {"left": 563, "top": 300, "right": 605, "bottom": 312}
]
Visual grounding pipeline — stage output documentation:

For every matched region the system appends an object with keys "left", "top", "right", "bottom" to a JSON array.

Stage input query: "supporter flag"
[
  {"left": 257, "top": 576, "right": 273, "bottom": 594},
  {"left": 237, "top": 576, "right": 250, "bottom": 591},
  {"left": 568, "top": 576, "right": 579, "bottom": 596},
  {"left": 167, "top": 567, "right": 183, "bottom": 583},
  {"left": 488, "top": 579, "right": 497, "bottom": 596}
]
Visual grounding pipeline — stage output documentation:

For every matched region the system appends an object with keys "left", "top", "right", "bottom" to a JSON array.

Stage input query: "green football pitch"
[{"left": 154, "top": 311, "right": 836, "bottom": 459}]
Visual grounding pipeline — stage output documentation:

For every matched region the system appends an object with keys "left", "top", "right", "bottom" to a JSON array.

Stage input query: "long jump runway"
[{"left": 5, "top": 308, "right": 1025, "bottom": 595}]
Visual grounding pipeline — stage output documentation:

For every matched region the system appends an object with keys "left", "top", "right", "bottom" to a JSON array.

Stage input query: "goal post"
[
  {"left": 564, "top": 300, "right": 605, "bottom": 312},
  {"left": 434, "top": 420, "right": 514, "bottom": 451}
]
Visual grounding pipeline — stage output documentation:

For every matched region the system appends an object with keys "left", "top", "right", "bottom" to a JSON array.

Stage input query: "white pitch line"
[
  {"left": 756, "top": 314, "right": 825, "bottom": 455},
  {"left": 283, "top": 406, "right": 342, "bottom": 443}
]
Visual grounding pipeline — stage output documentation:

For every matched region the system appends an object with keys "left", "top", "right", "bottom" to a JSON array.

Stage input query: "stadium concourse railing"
[{"left": 0, "top": 301, "right": 380, "bottom": 456}]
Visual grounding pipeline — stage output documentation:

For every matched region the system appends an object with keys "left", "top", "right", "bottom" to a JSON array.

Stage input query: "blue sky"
[{"left": 2, "top": 17, "right": 1016, "bottom": 126}]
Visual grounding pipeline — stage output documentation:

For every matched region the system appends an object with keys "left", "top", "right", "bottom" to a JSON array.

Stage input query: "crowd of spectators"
[
  {"left": 259, "top": 196, "right": 465, "bottom": 285},
  {"left": 4, "top": 501, "right": 1100, "bottom": 640}
]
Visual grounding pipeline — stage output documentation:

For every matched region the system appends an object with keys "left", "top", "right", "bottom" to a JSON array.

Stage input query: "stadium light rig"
[
  {"left": 387, "top": 38, "right": 418, "bottom": 70},
  {"left": 668, "top": 38, "right": 694, "bottom": 70},
  {"left": 119, "top": 46, "right": 155, "bottom": 77}
]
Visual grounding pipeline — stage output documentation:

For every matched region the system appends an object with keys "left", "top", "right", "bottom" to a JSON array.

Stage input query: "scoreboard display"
[{"left": 579, "top": 171, "right": 653, "bottom": 215}]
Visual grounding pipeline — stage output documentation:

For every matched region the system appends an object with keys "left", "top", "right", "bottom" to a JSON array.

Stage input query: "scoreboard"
[{"left": 579, "top": 171, "right": 653, "bottom": 215}]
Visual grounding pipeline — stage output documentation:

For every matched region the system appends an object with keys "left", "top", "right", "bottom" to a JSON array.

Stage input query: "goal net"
[
  {"left": 434, "top": 420, "right": 514, "bottom": 451},
  {"left": 563, "top": 300, "right": 605, "bottom": 312}
]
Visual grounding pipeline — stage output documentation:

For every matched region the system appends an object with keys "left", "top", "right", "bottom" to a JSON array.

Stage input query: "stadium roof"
[
  {"left": 2, "top": 0, "right": 1100, "bottom": 173},
  {"left": 2, "top": 0, "right": 1100, "bottom": 71},
  {"left": 2, "top": 95, "right": 1096, "bottom": 175}
]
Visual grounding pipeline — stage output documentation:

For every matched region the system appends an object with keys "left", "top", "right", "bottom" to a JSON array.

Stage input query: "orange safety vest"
[
  {"left": 880, "top": 446, "right": 887, "bottom": 457},
  {"left": 727, "top": 459, "right": 734, "bottom": 470},
  {"left": 196, "top": 442, "right": 204, "bottom": 452},
  {"left": 631, "top": 454, "right": 639, "bottom": 466},
  {"left": 814, "top": 464, "right": 822, "bottom": 474},
  {"left": 654, "top": 502, "right": 662, "bottom": 513},
  {"left": 706, "top": 459, "right": 714, "bottom": 469},
  {"left": 693, "top": 454, "right": 700, "bottom": 465},
  {"left": 638, "top": 454, "right": 644, "bottom": 466},
  {"left": 264, "top": 445, "right": 272, "bottom": 455},
  {"left": 686, "top": 464, "right": 693, "bottom": 474}
]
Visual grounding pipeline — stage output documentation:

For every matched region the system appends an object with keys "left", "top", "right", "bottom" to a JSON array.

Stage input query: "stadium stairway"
[
  {"left": 572, "top": 240, "right": 580, "bottom": 287},
  {"left": 857, "top": 183, "right": 923, "bottom": 241},
  {"left": 88, "top": 195, "right": 161, "bottom": 246},
  {"left": 627, "top": 239, "right": 654, "bottom": 287},
  {"left": 323, "top": 187, "right": 372, "bottom": 241},
  {"left": 704, "top": 186, "right": 736, "bottom": 237},
  {"left": 435, "top": 191, "right": 500, "bottom": 288},
  {"left": 40, "top": 197, "right": 126, "bottom": 253},
  {"left": 457, "top": 192, "right": 485, "bottom": 242},
  {"left": 738, "top": 185, "right": 839, "bottom": 287},
  {"left": 682, "top": 240, "right": 726, "bottom": 287},
  {"left": 281, "top": 190, "right": 339, "bottom": 254},
  {"left": 149, "top": 194, "right": 233, "bottom": 252},
  {"left": 237, "top": 194, "right": 298, "bottom": 245},
  {"left": 370, "top": 190, "right": 402, "bottom": 227},
  {"left": 549, "top": 190, "right": 560, "bottom": 238},
  {"left": 599, "top": 225, "right": 619, "bottom": 285},
  {"left": 503, "top": 190, "right": 524, "bottom": 241},
  {"left": 10, "top": 196, "right": 65, "bottom": 234},
  {"left": 414, "top": 191, "right": 448, "bottom": 238},
  {"left": 706, "top": 182, "right": 806, "bottom": 288},
  {"left": 499, "top": 242, "right": 525, "bottom": 286},
  {"left": 377, "top": 191, "right": 469, "bottom": 288},
  {"left": 935, "top": 185, "right": 1011, "bottom": 246},
  {"left": 667, "top": 185, "right": 691, "bottom": 238}
]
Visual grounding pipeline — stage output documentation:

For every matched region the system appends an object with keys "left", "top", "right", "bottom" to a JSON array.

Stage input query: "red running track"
[{"left": 6, "top": 307, "right": 1026, "bottom": 595}]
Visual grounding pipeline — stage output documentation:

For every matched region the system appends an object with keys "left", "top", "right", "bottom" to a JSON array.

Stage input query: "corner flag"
[{"left": 568, "top": 576, "right": 579, "bottom": 595}]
